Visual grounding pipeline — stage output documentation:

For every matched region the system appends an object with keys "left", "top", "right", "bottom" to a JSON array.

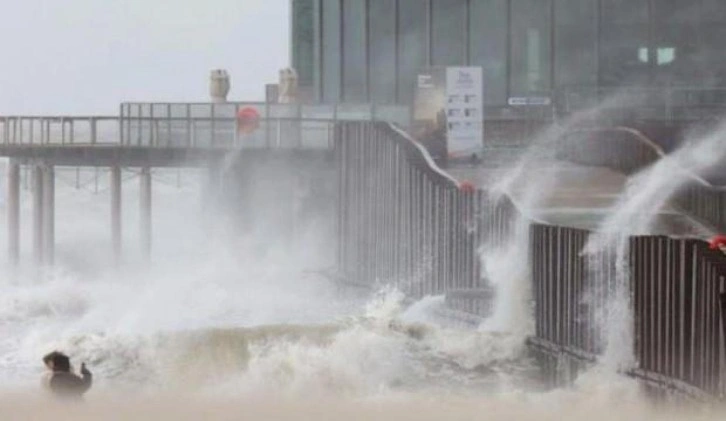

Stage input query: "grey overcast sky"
[{"left": 0, "top": 0, "right": 289, "bottom": 115}]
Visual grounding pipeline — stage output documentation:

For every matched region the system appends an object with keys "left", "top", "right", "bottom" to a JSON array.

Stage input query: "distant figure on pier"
[{"left": 41, "top": 351, "right": 92, "bottom": 400}]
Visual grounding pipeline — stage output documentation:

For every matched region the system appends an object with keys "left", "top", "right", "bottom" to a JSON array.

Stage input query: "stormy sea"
[{"left": 0, "top": 165, "right": 721, "bottom": 420}]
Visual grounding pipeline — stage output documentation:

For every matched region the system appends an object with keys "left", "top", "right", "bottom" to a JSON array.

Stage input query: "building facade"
[{"left": 291, "top": 0, "right": 726, "bottom": 115}]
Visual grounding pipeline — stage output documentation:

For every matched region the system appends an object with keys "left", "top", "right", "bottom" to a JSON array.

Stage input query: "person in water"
[{"left": 41, "top": 351, "right": 92, "bottom": 400}]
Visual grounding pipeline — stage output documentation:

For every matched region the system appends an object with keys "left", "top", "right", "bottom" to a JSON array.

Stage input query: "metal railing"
[
  {"left": 529, "top": 223, "right": 726, "bottom": 399},
  {"left": 335, "top": 122, "right": 484, "bottom": 297},
  {"left": 560, "top": 126, "right": 726, "bottom": 234},
  {"left": 673, "top": 185, "right": 726, "bottom": 234},
  {"left": 558, "top": 126, "right": 664, "bottom": 174},
  {"left": 121, "top": 102, "right": 412, "bottom": 149},
  {"left": 630, "top": 236, "right": 725, "bottom": 399},
  {"left": 0, "top": 116, "right": 119, "bottom": 145},
  {"left": 0, "top": 103, "right": 413, "bottom": 150}
]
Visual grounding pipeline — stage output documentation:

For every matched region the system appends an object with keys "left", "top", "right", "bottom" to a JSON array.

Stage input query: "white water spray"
[
  {"left": 477, "top": 99, "right": 631, "bottom": 338},
  {"left": 586, "top": 121, "right": 726, "bottom": 370}
]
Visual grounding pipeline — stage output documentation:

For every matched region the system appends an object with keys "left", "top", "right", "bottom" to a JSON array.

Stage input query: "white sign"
[{"left": 445, "top": 67, "right": 483, "bottom": 157}]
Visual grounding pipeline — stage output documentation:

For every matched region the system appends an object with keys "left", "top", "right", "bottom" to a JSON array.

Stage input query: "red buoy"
[{"left": 236, "top": 107, "right": 260, "bottom": 134}]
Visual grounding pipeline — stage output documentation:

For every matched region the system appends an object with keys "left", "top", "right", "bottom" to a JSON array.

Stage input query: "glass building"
[{"left": 291, "top": 0, "right": 726, "bottom": 113}]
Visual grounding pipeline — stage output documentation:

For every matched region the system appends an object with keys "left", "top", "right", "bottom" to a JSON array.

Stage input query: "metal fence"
[
  {"left": 0, "top": 116, "right": 119, "bottom": 145},
  {"left": 558, "top": 126, "right": 664, "bottom": 175},
  {"left": 560, "top": 126, "right": 726, "bottom": 235},
  {"left": 335, "top": 122, "right": 483, "bottom": 297},
  {"left": 529, "top": 225, "right": 600, "bottom": 360},
  {"left": 630, "top": 236, "right": 726, "bottom": 398},
  {"left": 121, "top": 102, "right": 412, "bottom": 149},
  {"left": 529, "top": 223, "right": 726, "bottom": 399},
  {"left": 673, "top": 185, "right": 726, "bottom": 234}
]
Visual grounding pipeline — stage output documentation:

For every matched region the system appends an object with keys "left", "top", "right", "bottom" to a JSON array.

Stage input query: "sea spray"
[
  {"left": 476, "top": 97, "right": 637, "bottom": 338},
  {"left": 584, "top": 120, "right": 726, "bottom": 371}
]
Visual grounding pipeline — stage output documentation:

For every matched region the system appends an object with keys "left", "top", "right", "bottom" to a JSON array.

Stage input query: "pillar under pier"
[
  {"left": 110, "top": 166, "right": 122, "bottom": 263},
  {"left": 32, "top": 165, "right": 44, "bottom": 265},
  {"left": 140, "top": 167, "right": 152, "bottom": 261},
  {"left": 7, "top": 160, "right": 20, "bottom": 265},
  {"left": 42, "top": 165, "right": 55, "bottom": 265}
]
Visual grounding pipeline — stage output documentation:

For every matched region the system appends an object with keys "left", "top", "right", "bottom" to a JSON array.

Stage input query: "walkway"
[{"left": 449, "top": 160, "right": 713, "bottom": 237}]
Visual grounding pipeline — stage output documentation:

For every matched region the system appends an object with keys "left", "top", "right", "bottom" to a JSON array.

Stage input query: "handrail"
[
  {"left": 561, "top": 125, "right": 726, "bottom": 233},
  {"left": 0, "top": 115, "right": 117, "bottom": 120},
  {"left": 387, "top": 123, "right": 461, "bottom": 189},
  {"left": 335, "top": 121, "right": 487, "bottom": 296},
  {"left": 565, "top": 126, "right": 722, "bottom": 188}
]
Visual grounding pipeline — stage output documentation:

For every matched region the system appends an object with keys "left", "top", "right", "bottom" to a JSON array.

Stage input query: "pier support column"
[
  {"left": 7, "top": 160, "right": 20, "bottom": 265},
  {"left": 42, "top": 165, "right": 55, "bottom": 265},
  {"left": 110, "top": 166, "right": 122, "bottom": 263},
  {"left": 32, "top": 165, "right": 44, "bottom": 265},
  {"left": 140, "top": 167, "right": 152, "bottom": 261}
]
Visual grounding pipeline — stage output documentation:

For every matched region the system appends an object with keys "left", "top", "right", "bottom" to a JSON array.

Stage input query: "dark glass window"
[
  {"left": 292, "top": 0, "right": 315, "bottom": 87},
  {"left": 554, "top": 0, "right": 597, "bottom": 91},
  {"left": 342, "top": 0, "right": 367, "bottom": 102},
  {"left": 398, "top": 0, "right": 428, "bottom": 104},
  {"left": 369, "top": 0, "right": 397, "bottom": 103},
  {"left": 510, "top": 0, "right": 552, "bottom": 96},
  {"left": 700, "top": 0, "right": 726, "bottom": 87},
  {"left": 431, "top": 0, "right": 467, "bottom": 66},
  {"left": 599, "top": 0, "right": 649, "bottom": 87},
  {"left": 469, "top": 0, "right": 508, "bottom": 105},
  {"left": 321, "top": 0, "right": 341, "bottom": 103},
  {"left": 652, "top": 0, "right": 702, "bottom": 87}
]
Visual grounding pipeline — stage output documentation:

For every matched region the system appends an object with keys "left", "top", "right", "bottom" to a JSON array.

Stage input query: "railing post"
[
  {"left": 91, "top": 117, "right": 98, "bottom": 144},
  {"left": 61, "top": 118, "right": 66, "bottom": 145},
  {"left": 167, "top": 103, "right": 172, "bottom": 147},
  {"left": 186, "top": 104, "right": 192, "bottom": 147},
  {"left": 12, "top": 117, "right": 18, "bottom": 144},
  {"left": 119, "top": 104, "right": 125, "bottom": 145},
  {"left": 149, "top": 104, "right": 155, "bottom": 147},
  {"left": 137, "top": 104, "right": 143, "bottom": 146},
  {"left": 210, "top": 103, "right": 216, "bottom": 148}
]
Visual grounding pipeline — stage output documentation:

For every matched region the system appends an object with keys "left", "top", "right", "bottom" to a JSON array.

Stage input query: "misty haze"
[{"left": 1, "top": 0, "right": 726, "bottom": 419}]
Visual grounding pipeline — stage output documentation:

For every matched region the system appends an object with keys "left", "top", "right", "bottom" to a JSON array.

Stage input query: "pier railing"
[
  {"left": 0, "top": 116, "right": 118, "bottom": 145},
  {"left": 0, "top": 103, "right": 412, "bottom": 150},
  {"left": 673, "top": 185, "right": 726, "bottom": 234},
  {"left": 335, "top": 122, "right": 485, "bottom": 297},
  {"left": 120, "top": 102, "right": 411, "bottom": 149},
  {"left": 561, "top": 126, "right": 726, "bottom": 234},
  {"left": 529, "top": 223, "right": 726, "bottom": 399}
]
